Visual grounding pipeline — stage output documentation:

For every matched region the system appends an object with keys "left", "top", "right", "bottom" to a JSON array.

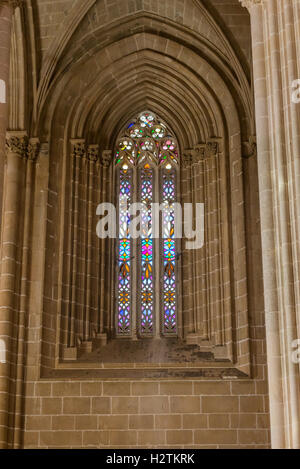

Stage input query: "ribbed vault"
[{"left": 40, "top": 30, "right": 249, "bottom": 154}]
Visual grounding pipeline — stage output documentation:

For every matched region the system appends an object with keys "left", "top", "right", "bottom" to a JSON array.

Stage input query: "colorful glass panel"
[
  {"left": 115, "top": 111, "right": 178, "bottom": 337},
  {"left": 117, "top": 168, "right": 132, "bottom": 335},
  {"left": 162, "top": 170, "right": 177, "bottom": 334},
  {"left": 140, "top": 168, "right": 154, "bottom": 335}
]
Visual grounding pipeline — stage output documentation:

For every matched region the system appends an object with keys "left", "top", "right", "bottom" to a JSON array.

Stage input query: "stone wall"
[{"left": 24, "top": 379, "right": 269, "bottom": 449}]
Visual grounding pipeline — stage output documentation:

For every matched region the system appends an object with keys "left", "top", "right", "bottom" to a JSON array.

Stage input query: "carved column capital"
[
  {"left": 27, "top": 138, "right": 40, "bottom": 161},
  {"left": 70, "top": 139, "right": 86, "bottom": 158},
  {"left": 101, "top": 150, "right": 112, "bottom": 167},
  {"left": 6, "top": 133, "right": 42, "bottom": 162},
  {"left": 183, "top": 141, "right": 219, "bottom": 167},
  {"left": 5, "top": 131, "right": 28, "bottom": 159},
  {"left": 239, "top": 0, "right": 263, "bottom": 11},
  {"left": 87, "top": 144, "right": 99, "bottom": 162},
  {"left": 242, "top": 136, "right": 257, "bottom": 159},
  {"left": 205, "top": 141, "right": 219, "bottom": 158}
]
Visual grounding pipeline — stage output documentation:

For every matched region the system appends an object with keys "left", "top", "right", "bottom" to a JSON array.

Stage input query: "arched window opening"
[{"left": 115, "top": 111, "right": 179, "bottom": 339}]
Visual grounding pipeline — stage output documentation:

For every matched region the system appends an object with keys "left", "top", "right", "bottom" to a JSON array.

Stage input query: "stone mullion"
[{"left": 0, "top": 133, "right": 27, "bottom": 448}]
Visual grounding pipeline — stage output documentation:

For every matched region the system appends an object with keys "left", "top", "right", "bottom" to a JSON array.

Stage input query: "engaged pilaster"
[{"left": 240, "top": 0, "right": 300, "bottom": 449}]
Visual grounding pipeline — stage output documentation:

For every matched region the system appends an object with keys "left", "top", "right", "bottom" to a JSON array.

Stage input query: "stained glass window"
[
  {"left": 162, "top": 170, "right": 177, "bottom": 334},
  {"left": 140, "top": 167, "right": 154, "bottom": 335},
  {"left": 117, "top": 168, "right": 132, "bottom": 335},
  {"left": 115, "top": 111, "right": 179, "bottom": 338}
]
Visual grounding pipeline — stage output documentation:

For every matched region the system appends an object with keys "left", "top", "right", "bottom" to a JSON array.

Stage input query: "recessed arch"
[{"left": 40, "top": 32, "right": 246, "bottom": 157}]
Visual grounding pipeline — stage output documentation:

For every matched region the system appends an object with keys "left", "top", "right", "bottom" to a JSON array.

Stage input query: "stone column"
[
  {"left": 240, "top": 0, "right": 300, "bottom": 449},
  {"left": 0, "top": 132, "right": 27, "bottom": 448},
  {"left": 0, "top": 1, "right": 23, "bottom": 247},
  {"left": 0, "top": 9, "right": 24, "bottom": 445}
]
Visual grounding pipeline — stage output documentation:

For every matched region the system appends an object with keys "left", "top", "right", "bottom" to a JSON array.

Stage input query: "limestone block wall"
[{"left": 23, "top": 379, "right": 270, "bottom": 449}]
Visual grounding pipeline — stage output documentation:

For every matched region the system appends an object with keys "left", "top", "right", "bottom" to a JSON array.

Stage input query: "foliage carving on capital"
[
  {"left": 87, "top": 144, "right": 99, "bottom": 162},
  {"left": 5, "top": 133, "right": 28, "bottom": 158},
  {"left": 71, "top": 140, "right": 86, "bottom": 159},
  {"left": 27, "top": 138, "right": 40, "bottom": 161},
  {"left": 205, "top": 141, "right": 219, "bottom": 158},
  {"left": 183, "top": 141, "right": 219, "bottom": 167},
  {"left": 101, "top": 150, "right": 112, "bottom": 167}
]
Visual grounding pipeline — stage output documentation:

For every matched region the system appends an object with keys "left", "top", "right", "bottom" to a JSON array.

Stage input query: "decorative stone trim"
[
  {"left": 87, "top": 144, "right": 99, "bottom": 162},
  {"left": 183, "top": 141, "right": 219, "bottom": 167},
  {"left": 5, "top": 132, "right": 28, "bottom": 158},
  {"left": 239, "top": 0, "right": 263, "bottom": 10},
  {"left": 0, "top": 0, "right": 24, "bottom": 8},
  {"left": 242, "top": 136, "right": 257, "bottom": 159},
  {"left": 27, "top": 138, "right": 40, "bottom": 161},
  {"left": 70, "top": 140, "right": 111, "bottom": 166},
  {"left": 70, "top": 139, "right": 86, "bottom": 158},
  {"left": 101, "top": 150, "right": 112, "bottom": 167},
  {"left": 205, "top": 141, "right": 219, "bottom": 158},
  {"left": 6, "top": 133, "right": 41, "bottom": 161}
]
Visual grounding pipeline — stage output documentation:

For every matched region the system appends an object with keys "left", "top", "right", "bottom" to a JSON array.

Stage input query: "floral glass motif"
[
  {"left": 140, "top": 138, "right": 155, "bottom": 152},
  {"left": 115, "top": 111, "right": 178, "bottom": 337},
  {"left": 140, "top": 112, "right": 155, "bottom": 128},
  {"left": 130, "top": 126, "right": 144, "bottom": 139},
  {"left": 151, "top": 125, "right": 165, "bottom": 140}
]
